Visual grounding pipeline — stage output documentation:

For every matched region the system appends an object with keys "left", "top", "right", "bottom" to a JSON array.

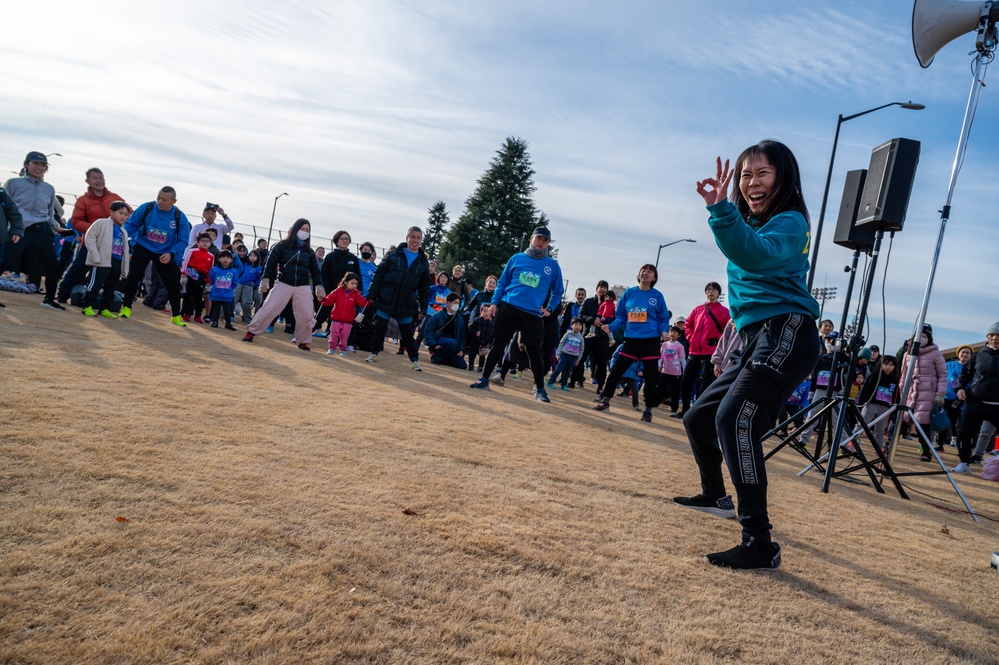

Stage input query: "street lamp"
[
  {"left": 266, "top": 192, "right": 289, "bottom": 248},
  {"left": 807, "top": 101, "right": 924, "bottom": 291},
  {"left": 811, "top": 286, "right": 837, "bottom": 321},
  {"left": 655, "top": 238, "right": 696, "bottom": 270},
  {"left": 46, "top": 153, "right": 62, "bottom": 158}
]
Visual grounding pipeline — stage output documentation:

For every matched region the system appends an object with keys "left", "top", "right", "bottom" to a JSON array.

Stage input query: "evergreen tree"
[
  {"left": 438, "top": 137, "right": 548, "bottom": 286},
  {"left": 424, "top": 200, "right": 449, "bottom": 261}
]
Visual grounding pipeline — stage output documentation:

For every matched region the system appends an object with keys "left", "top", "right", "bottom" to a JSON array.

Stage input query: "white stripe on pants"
[{"left": 246, "top": 282, "right": 315, "bottom": 342}]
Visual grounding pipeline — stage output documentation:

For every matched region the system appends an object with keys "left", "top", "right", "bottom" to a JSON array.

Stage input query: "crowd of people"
[{"left": 2, "top": 144, "right": 997, "bottom": 571}]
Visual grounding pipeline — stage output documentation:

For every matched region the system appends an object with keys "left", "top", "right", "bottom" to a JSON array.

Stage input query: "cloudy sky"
[{"left": 3, "top": 0, "right": 994, "bottom": 351}]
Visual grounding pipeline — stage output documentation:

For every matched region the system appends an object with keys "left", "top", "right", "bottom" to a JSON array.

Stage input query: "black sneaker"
[
  {"left": 470, "top": 377, "right": 490, "bottom": 391},
  {"left": 672, "top": 494, "right": 737, "bottom": 519},
  {"left": 593, "top": 398, "right": 610, "bottom": 411},
  {"left": 670, "top": 412, "right": 685, "bottom": 419},
  {"left": 641, "top": 409, "right": 653, "bottom": 423},
  {"left": 41, "top": 299, "right": 66, "bottom": 310},
  {"left": 705, "top": 541, "right": 782, "bottom": 570}
]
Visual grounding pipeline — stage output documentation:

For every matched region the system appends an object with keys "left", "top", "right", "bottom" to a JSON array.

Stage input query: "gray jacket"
[
  {"left": 4, "top": 176, "right": 56, "bottom": 228},
  {"left": 0, "top": 186, "right": 24, "bottom": 243}
]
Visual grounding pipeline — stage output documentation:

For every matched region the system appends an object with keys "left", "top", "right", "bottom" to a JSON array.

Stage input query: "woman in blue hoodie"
[{"left": 673, "top": 140, "right": 820, "bottom": 570}]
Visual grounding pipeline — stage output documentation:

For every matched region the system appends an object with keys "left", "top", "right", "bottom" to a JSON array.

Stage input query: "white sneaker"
[
  {"left": 952, "top": 462, "right": 972, "bottom": 474},
  {"left": 412, "top": 360, "right": 423, "bottom": 372},
  {"left": 365, "top": 353, "right": 378, "bottom": 363}
]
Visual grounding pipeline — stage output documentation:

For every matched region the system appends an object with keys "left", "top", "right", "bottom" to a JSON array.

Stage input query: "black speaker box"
[
  {"left": 833, "top": 169, "right": 877, "bottom": 251},
  {"left": 855, "top": 137, "right": 920, "bottom": 232}
]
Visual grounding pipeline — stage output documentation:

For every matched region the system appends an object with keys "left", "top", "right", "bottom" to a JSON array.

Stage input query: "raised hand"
[{"left": 695, "top": 156, "right": 733, "bottom": 206}]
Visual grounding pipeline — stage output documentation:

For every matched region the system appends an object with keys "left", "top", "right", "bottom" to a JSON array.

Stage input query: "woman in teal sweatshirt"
[{"left": 673, "top": 140, "right": 820, "bottom": 570}]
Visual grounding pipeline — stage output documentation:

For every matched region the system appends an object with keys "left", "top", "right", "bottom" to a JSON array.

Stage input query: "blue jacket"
[
  {"left": 208, "top": 265, "right": 239, "bottom": 301},
  {"left": 706, "top": 200, "right": 819, "bottom": 329},
  {"left": 124, "top": 202, "right": 191, "bottom": 264},
  {"left": 358, "top": 260, "right": 377, "bottom": 297},
  {"left": 945, "top": 359, "right": 964, "bottom": 400},
  {"left": 237, "top": 263, "right": 262, "bottom": 288},
  {"left": 611, "top": 346, "right": 641, "bottom": 382},
  {"left": 608, "top": 286, "right": 669, "bottom": 339},
  {"left": 425, "top": 308, "right": 466, "bottom": 353},
  {"left": 491, "top": 252, "right": 564, "bottom": 316}
]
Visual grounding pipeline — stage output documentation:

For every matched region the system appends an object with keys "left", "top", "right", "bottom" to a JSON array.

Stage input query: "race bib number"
[
  {"left": 875, "top": 385, "right": 893, "bottom": 403},
  {"left": 627, "top": 308, "right": 647, "bottom": 323},
  {"left": 185, "top": 267, "right": 201, "bottom": 280},
  {"left": 816, "top": 370, "right": 831, "bottom": 387},
  {"left": 111, "top": 234, "right": 124, "bottom": 258},
  {"left": 518, "top": 271, "right": 540, "bottom": 288},
  {"left": 146, "top": 228, "right": 168, "bottom": 244}
]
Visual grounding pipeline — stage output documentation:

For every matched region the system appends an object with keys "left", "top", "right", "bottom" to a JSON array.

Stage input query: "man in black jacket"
[
  {"left": 364, "top": 226, "right": 432, "bottom": 370},
  {"left": 954, "top": 322, "right": 999, "bottom": 473}
]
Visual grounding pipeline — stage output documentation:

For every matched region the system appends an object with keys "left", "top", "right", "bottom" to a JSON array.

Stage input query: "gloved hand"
[
  {"left": 315, "top": 286, "right": 326, "bottom": 301},
  {"left": 180, "top": 275, "right": 188, "bottom": 287},
  {"left": 259, "top": 278, "right": 270, "bottom": 294},
  {"left": 934, "top": 393, "right": 945, "bottom": 406},
  {"left": 354, "top": 313, "right": 364, "bottom": 323}
]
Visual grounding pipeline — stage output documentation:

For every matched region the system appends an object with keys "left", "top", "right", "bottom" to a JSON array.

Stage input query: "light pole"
[
  {"left": 46, "top": 153, "right": 62, "bottom": 158},
  {"left": 807, "top": 101, "right": 925, "bottom": 292},
  {"left": 266, "top": 192, "right": 289, "bottom": 248},
  {"left": 811, "top": 286, "right": 837, "bottom": 322},
  {"left": 655, "top": 238, "right": 696, "bottom": 271}
]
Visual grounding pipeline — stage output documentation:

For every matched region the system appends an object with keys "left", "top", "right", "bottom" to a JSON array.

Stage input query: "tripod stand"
[{"left": 764, "top": 230, "right": 906, "bottom": 497}]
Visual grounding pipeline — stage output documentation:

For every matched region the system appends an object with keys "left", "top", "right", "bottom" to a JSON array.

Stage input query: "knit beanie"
[
  {"left": 956, "top": 344, "right": 974, "bottom": 357},
  {"left": 858, "top": 347, "right": 872, "bottom": 361},
  {"left": 987, "top": 322, "right": 999, "bottom": 336}
]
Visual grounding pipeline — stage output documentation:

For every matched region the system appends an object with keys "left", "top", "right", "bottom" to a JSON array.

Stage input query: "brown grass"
[{"left": 1, "top": 292, "right": 997, "bottom": 664}]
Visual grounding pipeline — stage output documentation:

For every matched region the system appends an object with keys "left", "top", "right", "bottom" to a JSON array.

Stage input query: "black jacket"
[
  {"left": 263, "top": 242, "right": 322, "bottom": 288},
  {"left": 0, "top": 187, "right": 24, "bottom": 243},
  {"left": 321, "top": 248, "right": 362, "bottom": 293},
  {"left": 959, "top": 346, "right": 999, "bottom": 402},
  {"left": 560, "top": 300, "right": 585, "bottom": 338},
  {"left": 366, "top": 243, "right": 431, "bottom": 319}
]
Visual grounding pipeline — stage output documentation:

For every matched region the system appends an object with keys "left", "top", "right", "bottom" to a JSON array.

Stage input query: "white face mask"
[
  {"left": 296, "top": 230, "right": 310, "bottom": 241},
  {"left": 447, "top": 304, "right": 459, "bottom": 314}
]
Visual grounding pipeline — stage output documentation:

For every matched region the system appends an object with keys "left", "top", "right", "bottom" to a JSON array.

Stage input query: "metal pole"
[
  {"left": 654, "top": 238, "right": 696, "bottom": 271},
  {"left": 265, "top": 192, "right": 288, "bottom": 249}
]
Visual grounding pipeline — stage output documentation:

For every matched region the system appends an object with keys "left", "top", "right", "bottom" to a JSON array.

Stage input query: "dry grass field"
[{"left": 1, "top": 292, "right": 997, "bottom": 664}]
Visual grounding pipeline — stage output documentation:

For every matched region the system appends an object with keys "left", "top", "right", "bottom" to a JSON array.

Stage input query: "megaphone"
[{"left": 912, "top": 0, "right": 999, "bottom": 67}]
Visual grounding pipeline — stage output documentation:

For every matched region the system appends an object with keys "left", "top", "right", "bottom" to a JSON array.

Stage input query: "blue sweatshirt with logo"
[
  {"left": 706, "top": 200, "right": 819, "bottom": 329},
  {"left": 491, "top": 252, "right": 564, "bottom": 316},
  {"left": 608, "top": 286, "right": 670, "bottom": 339},
  {"left": 124, "top": 202, "right": 191, "bottom": 264},
  {"left": 208, "top": 265, "right": 239, "bottom": 302}
]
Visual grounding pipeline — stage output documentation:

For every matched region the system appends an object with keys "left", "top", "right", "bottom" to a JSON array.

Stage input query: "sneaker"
[
  {"left": 181, "top": 314, "right": 191, "bottom": 323},
  {"left": 590, "top": 379, "right": 598, "bottom": 385},
  {"left": 633, "top": 405, "right": 642, "bottom": 411},
  {"left": 952, "top": 462, "right": 972, "bottom": 474},
  {"left": 224, "top": 324, "right": 237, "bottom": 331},
  {"left": 242, "top": 332, "right": 255, "bottom": 343},
  {"left": 41, "top": 299, "right": 65, "bottom": 310},
  {"left": 533, "top": 386, "right": 551, "bottom": 403},
  {"left": 933, "top": 445, "right": 944, "bottom": 452},
  {"left": 99, "top": 309, "right": 117, "bottom": 319},
  {"left": 546, "top": 382, "right": 556, "bottom": 389},
  {"left": 364, "top": 353, "right": 378, "bottom": 363},
  {"left": 119, "top": 306, "right": 132, "bottom": 319},
  {"left": 170, "top": 315, "right": 187, "bottom": 327},
  {"left": 950, "top": 436, "right": 958, "bottom": 447},
  {"left": 211, "top": 321, "right": 219, "bottom": 328},
  {"left": 298, "top": 343, "right": 311, "bottom": 351},
  {"left": 641, "top": 409, "right": 653, "bottom": 423},
  {"left": 470, "top": 377, "right": 490, "bottom": 390},
  {"left": 513, "top": 371, "right": 523, "bottom": 380},
  {"left": 266, "top": 325, "right": 274, "bottom": 334},
  {"left": 339, "top": 351, "right": 347, "bottom": 358},
  {"left": 705, "top": 541, "right": 782, "bottom": 570},
  {"left": 672, "top": 494, "right": 737, "bottom": 519},
  {"left": 670, "top": 412, "right": 685, "bottom": 419},
  {"left": 593, "top": 398, "right": 610, "bottom": 412},
  {"left": 312, "top": 330, "right": 328, "bottom": 338},
  {"left": 560, "top": 386, "right": 571, "bottom": 392},
  {"left": 81, "top": 306, "right": 96, "bottom": 317},
  {"left": 396, "top": 347, "right": 406, "bottom": 355},
  {"left": 327, "top": 349, "right": 336, "bottom": 356},
  {"left": 347, "top": 345, "right": 355, "bottom": 353},
  {"left": 919, "top": 454, "right": 931, "bottom": 462},
  {"left": 412, "top": 361, "right": 423, "bottom": 371},
  {"left": 491, "top": 376, "right": 505, "bottom": 387},
  {"left": 194, "top": 316, "right": 205, "bottom": 324},
  {"left": 971, "top": 454, "right": 983, "bottom": 464}
]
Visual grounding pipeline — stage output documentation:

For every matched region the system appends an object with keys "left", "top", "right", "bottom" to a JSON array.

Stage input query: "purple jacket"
[{"left": 901, "top": 343, "right": 947, "bottom": 425}]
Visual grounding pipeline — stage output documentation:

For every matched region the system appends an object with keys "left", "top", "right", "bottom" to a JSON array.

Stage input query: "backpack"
[{"left": 137, "top": 202, "right": 182, "bottom": 243}]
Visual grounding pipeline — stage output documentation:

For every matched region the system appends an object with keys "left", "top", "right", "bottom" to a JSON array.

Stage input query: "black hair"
[
  {"left": 732, "top": 139, "right": 808, "bottom": 224},
  {"left": 218, "top": 250, "right": 233, "bottom": 259},
  {"left": 85, "top": 167, "right": 103, "bottom": 178},
  {"left": 705, "top": 281, "right": 722, "bottom": 293},
  {"left": 446, "top": 292, "right": 460, "bottom": 303},
  {"left": 360, "top": 242, "right": 375, "bottom": 254},
  {"left": 333, "top": 230, "right": 351, "bottom": 246},
  {"left": 109, "top": 201, "right": 130, "bottom": 213},
  {"left": 160, "top": 186, "right": 177, "bottom": 197},
  {"left": 337, "top": 271, "right": 360, "bottom": 289},
  {"left": 256, "top": 238, "right": 267, "bottom": 246},
  {"left": 248, "top": 249, "right": 261, "bottom": 263},
  {"left": 638, "top": 263, "right": 659, "bottom": 288},
  {"left": 571, "top": 317, "right": 584, "bottom": 326},
  {"left": 206, "top": 228, "right": 218, "bottom": 237},
  {"left": 669, "top": 325, "right": 683, "bottom": 335},
  {"left": 197, "top": 232, "right": 212, "bottom": 242},
  {"left": 56, "top": 195, "right": 65, "bottom": 206},
  {"left": 596, "top": 280, "right": 609, "bottom": 289},
  {"left": 281, "top": 218, "right": 313, "bottom": 251},
  {"left": 436, "top": 272, "right": 450, "bottom": 285},
  {"left": 873, "top": 355, "right": 900, "bottom": 384}
]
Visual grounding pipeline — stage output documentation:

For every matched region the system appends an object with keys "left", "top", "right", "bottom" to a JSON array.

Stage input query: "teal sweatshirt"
[{"left": 707, "top": 200, "right": 819, "bottom": 329}]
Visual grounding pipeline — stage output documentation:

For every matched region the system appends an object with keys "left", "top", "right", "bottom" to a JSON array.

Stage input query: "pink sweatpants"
[
  {"left": 246, "top": 282, "right": 316, "bottom": 344},
  {"left": 328, "top": 321, "right": 353, "bottom": 351}
]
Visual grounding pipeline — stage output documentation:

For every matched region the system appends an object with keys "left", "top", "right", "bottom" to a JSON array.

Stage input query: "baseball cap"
[
  {"left": 532, "top": 226, "right": 552, "bottom": 240},
  {"left": 25, "top": 151, "right": 47, "bottom": 164}
]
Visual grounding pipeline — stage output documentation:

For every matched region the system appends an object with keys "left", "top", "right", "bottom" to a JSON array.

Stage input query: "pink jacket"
[
  {"left": 901, "top": 343, "right": 947, "bottom": 425},
  {"left": 684, "top": 301, "right": 731, "bottom": 356}
]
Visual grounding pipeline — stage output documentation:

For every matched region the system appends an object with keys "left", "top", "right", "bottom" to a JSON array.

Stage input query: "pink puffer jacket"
[{"left": 901, "top": 343, "right": 947, "bottom": 425}]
